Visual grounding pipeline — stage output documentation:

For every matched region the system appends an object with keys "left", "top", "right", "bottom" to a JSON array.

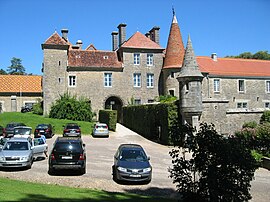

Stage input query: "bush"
[
  {"left": 32, "top": 99, "right": 43, "bottom": 115},
  {"left": 99, "top": 110, "right": 117, "bottom": 131},
  {"left": 169, "top": 123, "right": 258, "bottom": 201},
  {"left": 243, "top": 121, "right": 257, "bottom": 129},
  {"left": 49, "top": 93, "right": 93, "bottom": 122},
  {"left": 260, "top": 110, "right": 270, "bottom": 124}
]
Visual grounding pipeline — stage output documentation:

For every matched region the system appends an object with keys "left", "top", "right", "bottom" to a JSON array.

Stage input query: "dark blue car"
[{"left": 113, "top": 144, "right": 152, "bottom": 183}]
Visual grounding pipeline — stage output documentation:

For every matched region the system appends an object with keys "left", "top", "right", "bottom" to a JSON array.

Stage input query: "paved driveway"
[{"left": 0, "top": 123, "right": 269, "bottom": 201}]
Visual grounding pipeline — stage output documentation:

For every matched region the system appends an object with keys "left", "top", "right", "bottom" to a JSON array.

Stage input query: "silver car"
[
  {"left": 0, "top": 137, "right": 47, "bottom": 169},
  {"left": 93, "top": 123, "right": 109, "bottom": 137}
]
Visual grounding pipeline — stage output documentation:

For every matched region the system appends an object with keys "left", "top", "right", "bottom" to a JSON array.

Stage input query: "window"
[
  {"left": 213, "top": 79, "right": 220, "bottom": 92},
  {"left": 134, "top": 53, "right": 140, "bottom": 65},
  {"left": 104, "top": 73, "right": 112, "bottom": 87},
  {"left": 69, "top": 76, "right": 76, "bottom": 87},
  {"left": 147, "top": 53, "right": 153, "bottom": 66},
  {"left": 266, "top": 81, "right": 270, "bottom": 93},
  {"left": 238, "top": 80, "right": 245, "bottom": 93},
  {"left": 148, "top": 99, "right": 154, "bottom": 103},
  {"left": 134, "top": 99, "right": 141, "bottom": 105},
  {"left": 133, "top": 73, "right": 141, "bottom": 87},
  {"left": 147, "top": 74, "right": 154, "bottom": 88},
  {"left": 265, "top": 102, "right": 270, "bottom": 108},
  {"left": 169, "top": 90, "right": 175, "bottom": 96},
  {"left": 237, "top": 102, "right": 247, "bottom": 108},
  {"left": 170, "top": 72, "right": 175, "bottom": 78}
]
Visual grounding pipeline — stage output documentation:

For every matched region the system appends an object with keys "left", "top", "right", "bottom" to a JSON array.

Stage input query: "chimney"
[
  {"left": 76, "top": 40, "right": 83, "bottom": 49},
  {"left": 61, "top": 29, "right": 69, "bottom": 41},
  {"left": 111, "top": 31, "right": 118, "bottom": 51},
  {"left": 149, "top": 26, "right": 160, "bottom": 45},
  {"left": 117, "top": 23, "right": 127, "bottom": 47},
  {"left": 211, "top": 53, "right": 218, "bottom": 61},
  {"left": 145, "top": 32, "right": 150, "bottom": 38}
]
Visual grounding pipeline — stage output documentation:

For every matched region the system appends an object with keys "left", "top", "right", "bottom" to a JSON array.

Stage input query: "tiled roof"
[
  {"left": 43, "top": 32, "right": 69, "bottom": 45},
  {"left": 121, "top": 32, "right": 163, "bottom": 49},
  {"left": 0, "top": 75, "right": 42, "bottom": 93},
  {"left": 163, "top": 15, "right": 185, "bottom": 69},
  {"left": 68, "top": 50, "right": 122, "bottom": 68},
  {"left": 197, "top": 56, "right": 270, "bottom": 77}
]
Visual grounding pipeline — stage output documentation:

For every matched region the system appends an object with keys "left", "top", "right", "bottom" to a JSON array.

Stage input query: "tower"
[{"left": 177, "top": 35, "right": 203, "bottom": 130}]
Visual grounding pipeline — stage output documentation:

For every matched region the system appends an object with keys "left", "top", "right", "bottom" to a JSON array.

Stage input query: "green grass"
[
  {"left": 0, "top": 112, "right": 94, "bottom": 135},
  {"left": 0, "top": 177, "right": 176, "bottom": 202}
]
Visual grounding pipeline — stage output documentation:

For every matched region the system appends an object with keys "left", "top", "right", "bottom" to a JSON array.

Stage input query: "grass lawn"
[
  {"left": 0, "top": 112, "right": 94, "bottom": 135},
  {"left": 0, "top": 177, "right": 176, "bottom": 202}
]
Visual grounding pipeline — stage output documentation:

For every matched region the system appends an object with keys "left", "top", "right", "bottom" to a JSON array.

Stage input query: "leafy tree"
[
  {"left": 49, "top": 93, "right": 93, "bottom": 122},
  {"left": 7, "top": 57, "right": 25, "bottom": 75},
  {"left": 0, "top": 68, "right": 7, "bottom": 75},
  {"left": 260, "top": 110, "right": 270, "bottom": 124},
  {"left": 32, "top": 98, "right": 43, "bottom": 115},
  {"left": 155, "top": 95, "right": 177, "bottom": 103},
  {"left": 226, "top": 50, "right": 270, "bottom": 60},
  {"left": 169, "top": 123, "right": 258, "bottom": 201}
]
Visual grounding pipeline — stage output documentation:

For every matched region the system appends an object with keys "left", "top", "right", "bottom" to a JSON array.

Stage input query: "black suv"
[
  {"left": 63, "top": 123, "right": 81, "bottom": 137},
  {"left": 34, "top": 124, "right": 55, "bottom": 138},
  {"left": 48, "top": 137, "right": 86, "bottom": 175}
]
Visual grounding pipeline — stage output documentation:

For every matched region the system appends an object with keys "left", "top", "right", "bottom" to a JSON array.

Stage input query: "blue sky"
[{"left": 0, "top": 0, "right": 269, "bottom": 75}]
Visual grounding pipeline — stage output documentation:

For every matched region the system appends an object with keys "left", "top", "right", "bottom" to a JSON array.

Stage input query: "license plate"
[
  {"left": 130, "top": 174, "right": 141, "bottom": 178},
  {"left": 62, "top": 156, "right": 72, "bottom": 159},
  {"left": 40, "top": 130, "right": 44, "bottom": 132}
]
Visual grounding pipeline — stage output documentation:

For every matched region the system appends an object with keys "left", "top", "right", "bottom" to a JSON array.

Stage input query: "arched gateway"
[{"left": 104, "top": 96, "right": 123, "bottom": 123}]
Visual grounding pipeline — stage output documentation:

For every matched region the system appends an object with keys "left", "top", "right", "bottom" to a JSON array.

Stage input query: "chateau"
[{"left": 1, "top": 12, "right": 269, "bottom": 135}]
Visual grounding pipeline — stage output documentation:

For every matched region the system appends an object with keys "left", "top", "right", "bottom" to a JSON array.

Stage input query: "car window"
[
  {"left": 37, "top": 125, "right": 48, "bottom": 129},
  {"left": 120, "top": 149, "right": 147, "bottom": 161},
  {"left": 66, "top": 125, "right": 79, "bottom": 129},
  {"left": 97, "top": 125, "right": 107, "bottom": 129},
  {"left": 54, "top": 142, "right": 82, "bottom": 152},
  {"left": 34, "top": 138, "right": 45, "bottom": 146},
  {"left": 4, "top": 142, "right": 29, "bottom": 150},
  {"left": 14, "top": 128, "right": 31, "bottom": 135}
]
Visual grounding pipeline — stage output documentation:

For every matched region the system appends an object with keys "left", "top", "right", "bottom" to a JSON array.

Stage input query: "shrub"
[
  {"left": 260, "top": 110, "right": 270, "bottom": 124},
  {"left": 49, "top": 93, "right": 93, "bottom": 122},
  {"left": 242, "top": 121, "right": 257, "bottom": 129},
  {"left": 32, "top": 99, "right": 43, "bottom": 115},
  {"left": 99, "top": 110, "right": 117, "bottom": 131}
]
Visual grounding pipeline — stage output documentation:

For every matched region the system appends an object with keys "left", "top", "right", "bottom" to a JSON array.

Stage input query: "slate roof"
[
  {"left": 197, "top": 56, "right": 270, "bottom": 77},
  {"left": 121, "top": 31, "right": 164, "bottom": 49},
  {"left": 0, "top": 75, "right": 42, "bottom": 93},
  {"left": 43, "top": 32, "right": 69, "bottom": 45},
  {"left": 68, "top": 50, "right": 122, "bottom": 68}
]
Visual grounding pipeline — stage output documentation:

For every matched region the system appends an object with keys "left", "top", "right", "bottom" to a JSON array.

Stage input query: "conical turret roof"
[
  {"left": 163, "top": 12, "right": 185, "bottom": 69},
  {"left": 178, "top": 35, "right": 203, "bottom": 78}
]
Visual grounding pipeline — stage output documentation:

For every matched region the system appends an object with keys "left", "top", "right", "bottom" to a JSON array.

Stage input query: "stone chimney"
[
  {"left": 149, "top": 26, "right": 160, "bottom": 45},
  {"left": 76, "top": 40, "right": 83, "bottom": 49},
  {"left": 117, "top": 23, "right": 127, "bottom": 47},
  {"left": 111, "top": 31, "right": 118, "bottom": 51},
  {"left": 211, "top": 53, "right": 218, "bottom": 61},
  {"left": 61, "top": 29, "right": 69, "bottom": 41}
]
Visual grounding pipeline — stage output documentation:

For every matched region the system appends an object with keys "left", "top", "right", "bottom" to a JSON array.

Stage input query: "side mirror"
[{"left": 114, "top": 156, "right": 118, "bottom": 160}]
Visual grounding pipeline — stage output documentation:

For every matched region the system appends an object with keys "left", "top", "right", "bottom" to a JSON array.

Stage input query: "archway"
[{"left": 104, "top": 96, "right": 123, "bottom": 123}]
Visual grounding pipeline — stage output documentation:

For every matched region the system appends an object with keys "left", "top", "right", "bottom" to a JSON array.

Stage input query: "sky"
[{"left": 0, "top": 0, "right": 269, "bottom": 75}]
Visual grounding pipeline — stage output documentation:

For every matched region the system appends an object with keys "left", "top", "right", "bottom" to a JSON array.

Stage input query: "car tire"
[
  {"left": 80, "top": 167, "right": 86, "bottom": 175},
  {"left": 112, "top": 166, "right": 118, "bottom": 182},
  {"left": 48, "top": 167, "right": 55, "bottom": 175}
]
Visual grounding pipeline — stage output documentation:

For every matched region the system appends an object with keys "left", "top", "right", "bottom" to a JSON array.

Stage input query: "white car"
[{"left": 93, "top": 123, "right": 109, "bottom": 137}]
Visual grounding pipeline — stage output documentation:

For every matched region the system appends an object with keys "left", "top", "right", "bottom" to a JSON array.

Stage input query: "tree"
[
  {"left": 0, "top": 68, "right": 7, "bottom": 75},
  {"left": 225, "top": 51, "right": 270, "bottom": 60},
  {"left": 169, "top": 123, "right": 258, "bottom": 201},
  {"left": 7, "top": 57, "right": 25, "bottom": 75}
]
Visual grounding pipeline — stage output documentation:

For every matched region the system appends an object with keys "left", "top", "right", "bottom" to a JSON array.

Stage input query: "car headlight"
[
  {"left": 21, "top": 156, "right": 29, "bottom": 161},
  {"left": 143, "top": 167, "right": 152, "bottom": 172},
  {"left": 117, "top": 166, "right": 127, "bottom": 172}
]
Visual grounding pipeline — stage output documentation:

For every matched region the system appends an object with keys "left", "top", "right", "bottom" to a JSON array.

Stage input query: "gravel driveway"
[{"left": 0, "top": 123, "right": 269, "bottom": 201}]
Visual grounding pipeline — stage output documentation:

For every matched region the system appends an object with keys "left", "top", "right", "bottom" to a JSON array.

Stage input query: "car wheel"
[
  {"left": 112, "top": 166, "right": 118, "bottom": 182},
  {"left": 48, "top": 167, "right": 55, "bottom": 175},
  {"left": 80, "top": 167, "right": 86, "bottom": 175}
]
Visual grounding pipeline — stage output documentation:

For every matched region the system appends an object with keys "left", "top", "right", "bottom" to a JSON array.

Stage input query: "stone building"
[
  {"left": 0, "top": 75, "right": 42, "bottom": 112},
  {"left": 41, "top": 12, "right": 270, "bottom": 134}
]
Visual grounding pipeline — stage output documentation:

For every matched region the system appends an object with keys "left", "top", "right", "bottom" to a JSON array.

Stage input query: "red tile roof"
[
  {"left": 43, "top": 32, "right": 69, "bottom": 45},
  {"left": 163, "top": 15, "right": 185, "bottom": 69},
  {"left": 68, "top": 50, "right": 122, "bottom": 68},
  {"left": 0, "top": 75, "right": 42, "bottom": 93},
  {"left": 121, "top": 32, "right": 163, "bottom": 49},
  {"left": 197, "top": 56, "right": 270, "bottom": 77}
]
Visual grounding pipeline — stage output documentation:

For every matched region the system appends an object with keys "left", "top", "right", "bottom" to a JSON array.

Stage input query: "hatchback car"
[
  {"left": 13, "top": 126, "right": 32, "bottom": 138},
  {"left": 93, "top": 123, "right": 109, "bottom": 137},
  {"left": 4, "top": 122, "right": 26, "bottom": 138},
  {"left": 113, "top": 144, "right": 152, "bottom": 183},
  {"left": 63, "top": 123, "right": 81, "bottom": 137},
  {"left": 48, "top": 137, "right": 86, "bottom": 174},
  {"left": 34, "top": 124, "right": 54, "bottom": 138}
]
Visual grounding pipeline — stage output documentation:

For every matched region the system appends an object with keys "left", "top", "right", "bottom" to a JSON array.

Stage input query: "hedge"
[{"left": 99, "top": 110, "right": 117, "bottom": 131}]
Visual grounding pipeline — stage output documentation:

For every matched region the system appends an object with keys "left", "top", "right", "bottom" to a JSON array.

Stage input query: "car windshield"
[
  {"left": 120, "top": 149, "right": 147, "bottom": 162},
  {"left": 14, "top": 128, "right": 31, "bottom": 135},
  {"left": 54, "top": 142, "right": 82, "bottom": 152},
  {"left": 3, "top": 142, "right": 29, "bottom": 150}
]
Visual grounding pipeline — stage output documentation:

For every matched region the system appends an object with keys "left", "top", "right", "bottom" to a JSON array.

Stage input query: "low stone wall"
[{"left": 261, "top": 157, "right": 270, "bottom": 170}]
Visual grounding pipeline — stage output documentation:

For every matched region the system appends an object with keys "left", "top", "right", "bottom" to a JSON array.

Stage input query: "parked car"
[
  {"left": 13, "top": 126, "right": 32, "bottom": 138},
  {"left": 34, "top": 124, "right": 54, "bottom": 138},
  {"left": 63, "top": 123, "right": 81, "bottom": 137},
  {"left": 112, "top": 144, "right": 152, "bottom": 183},
  {"left": 92, "top": 123, "right": 109, "bottom": 137},
  {"left": 21, "top": 105, "right": 33, "bottom": 113},
  {"left": 0, "top": 137, "right": 47, "bottom": 169},
  {"left": 4, "top": 122, "right": 26, "bottom": 138},
  {"left": 48, "top": 137, "right": 86, "bottom": 174}
]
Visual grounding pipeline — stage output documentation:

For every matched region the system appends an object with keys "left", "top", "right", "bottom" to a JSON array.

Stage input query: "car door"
[{"left": 32, "top": 138, "right": 48, "bottom": 156}]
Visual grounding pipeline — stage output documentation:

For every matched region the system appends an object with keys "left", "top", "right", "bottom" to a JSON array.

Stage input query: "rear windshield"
[
  {"left": 4, "top": 142, "right": 29, "bottom": 150},
  {"left": 96, "top": 125, "right": 107, "bottom": 129},
  {"left": 37, "top": 125, "right": 48, "bottom": 129},
  {"left": 66, "top": 125, "right": 79, "bottom": 129},
  {"left": 53, "top": 142, "right": 82, "bottom": 152},
  {"left": 14, "top": 128, "right": 31, "bottom": 135}
]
